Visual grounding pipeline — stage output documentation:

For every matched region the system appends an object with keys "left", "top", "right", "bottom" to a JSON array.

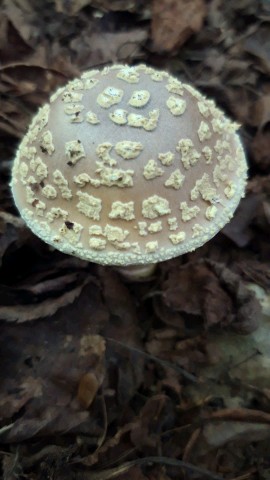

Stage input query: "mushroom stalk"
[{"left": 116, "top": 263, "right": 156, "bottom": 281}]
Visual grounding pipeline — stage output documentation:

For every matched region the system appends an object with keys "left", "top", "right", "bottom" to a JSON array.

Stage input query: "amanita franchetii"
[{"left": 11, "top": 64, "right": 248, "bottom": 280}]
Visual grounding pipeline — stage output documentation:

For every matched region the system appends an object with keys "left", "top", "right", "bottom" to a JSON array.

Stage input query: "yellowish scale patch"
[
  {"left": 26, "top": 185, "right": 46, "bottom": 216},
  {"left": 104, "top": 224, "right": 129, "bottom": 243},
  {"left": 211, "top": 117, "right": 226, "bottom": 134},
  {"left": 21, "top": 145, "right": 37, "bottom": 162},
  {"left": 167, "top": 217, "right": 178, "bottom": 231},
  {"left": 89, "top": 225, "right": 103, "bottom": 236},
  {"left": 73, "top": 173, "right": 91, "bottom": 187},
  {"left": 197, "top": 121, "right": 212, "bottom": 142},
  {"left": 202, "top": 146, "right": 212, "bottom": 164},
  {"left": 115, "top": 141, "right": 143, "bottom": 160},
  {"left": 86, "top": 111, "right": 100, "bottom": 124},
  {"left": 81, "top": 70, "right": 99, "bottom": 79},
  {"left": 180, "top": 202, "right": 200, "bottom": 222},
  {"left": 116, "top": 67, "right": 140, "bottom": 83},
  {"left": 128, "top": 90, "right": 150, "bottom": 108},
  {"left": 142, "top": 195, "right": 171, "bottom": 219},
  {"left": 169, "top": 231, "right": 186, "bottom": 244},
  {"left": 137, "top": 222, "right": 147, "bottom": 236},
  {"left": 66, "top": 79, "right": 84, "bottom": 91},
  {"left": 164, "top": 169, "right": 185, "bottom": 189},
  {"left": 64, "top": 104, "right": 84, "bottom": 115},
  {"left": 62, "top": 91, "right": 83, "bottom": 103},
  {"left": 26, "top": 176, "right": 37, "bottom": 185},
  {"left": 95, "top": 165, "right": 134, "bottom": 188},
  {"left": 76, "top": 192, "right": 102, "bottom": 220},
  {"left": 165, "top": 78, "right": 184, "bottom": 96},
  {"left": 192, "top": 224, "right": 205, "bottom": 238},
  {"left": 109, "top": 109, "right": 128, "bottom": 125},
  {"left": 151, "top": 71, "right": 167, "bottom": 82},
  {"left": 198, "top": 101, "right": 210, "bottom": 118},
  {"left": 213, "top": 164, "right": 228, "bottom": 187},
  {"left": 143, "top": 109, "right": 160, "bottom": 131},
  {"left": 221, "top": 154, "right": 236, "bottom": 171},
  {"left": 166, "top": 96, "right": 186, "bottom": 116},
  {"left": 108, "top": 201, "right": 135, "bottom": 220},
  {"left": 50, "top": 87, "right": 65, "bottom": 103},
  {"left": 97, "top": 87, "right": 124, "bottom": 108},
  {"left": 46, "top": 207, "right": 68, "bottom": 223},
  {"left": 111, "top": 241, "right": 132, "bottom": 251},
  {"left": 26, "top": 186, "right": 36, "bottom": 205},
  {"left": 127, "top": 110, "right": 159, "bottom": 131},
  {"left": 145, "top": 241, "right": 158, "bottom": 253},
  {"left": 19, "top": 162, "right": 29, "bottom": 182},
  {"left": 148, "top": 221, "right": 162, "bottom": 233},
  {"left": 224, "top": 181, "right": 236, "bottom": 199},
  {"left": 214, "top": 139, "right": 231, "bottom": 155},
  {"left": 53, "top": 170, "right": 72, "bottom": 200},
  {"left": 158, "top": 151, "right": 175, "bottom": 166},
  {"left": 40, "top": 131, "right": 55, "bottom": 155},
  {"left": 65, "top": 140, "right": 86, "bottom": 165},
  {"left": 42, "top": 185, "right": 57, "bottom": 199},
  {"left": 89, "top": 237, "right": 106, "bottom": 250},
  {"left": 84, "top": 78, "right": 99, "bottom": 90},
  {"left": 205, "top": 205, "right": 218, "bottom": 220},
  {"left": 30, "top": 105, "right": 50, "bottom": 134},
  {"left": 58, "top": 222, "right": 83, "bottom": 246},
  {"left": 143, "top": 159, "right": 164, "bottom": 180},
  {"left": 127, "top": 113, "right": 145, "bottom": 128},
  {"left": 96, "top": 143, "right": 117, "bottom": 166},
  {"left": 190, "top": 173, "right": 218, "bottom": 203},
  {"left": 35, "top": 201, "right": 46, "bottom": 216},
  {"left": 176, "top": 139, "right": 201, "bottom": 169}
]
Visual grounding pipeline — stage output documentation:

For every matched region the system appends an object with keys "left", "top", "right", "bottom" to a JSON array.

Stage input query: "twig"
[{"left": 89, "top": 456, "right": 225, "bottom": 480}]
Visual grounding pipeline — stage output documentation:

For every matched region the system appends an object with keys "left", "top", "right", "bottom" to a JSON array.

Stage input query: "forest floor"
[{"left": 1, "top": 0, "right": 270, "bottom": 479}]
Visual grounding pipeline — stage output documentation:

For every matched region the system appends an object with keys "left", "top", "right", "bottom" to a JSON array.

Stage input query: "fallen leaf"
[{"left": 151, "top": 0, "right": 207, "bottom": 52}]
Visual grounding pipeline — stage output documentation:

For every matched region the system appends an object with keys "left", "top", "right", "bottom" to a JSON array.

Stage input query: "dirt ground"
[{"left": 1, "top": 0, "right": 270, "bottom": 479}]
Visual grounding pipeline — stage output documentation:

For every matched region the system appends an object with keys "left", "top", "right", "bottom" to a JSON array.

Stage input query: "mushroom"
[{"left": 11, "top": 64, "right": 247, "bottom": 280}]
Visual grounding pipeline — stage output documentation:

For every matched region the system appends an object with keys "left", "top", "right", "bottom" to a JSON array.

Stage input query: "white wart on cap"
[{"left": 11, "top": 64, "right": 248, "bottom": 266}]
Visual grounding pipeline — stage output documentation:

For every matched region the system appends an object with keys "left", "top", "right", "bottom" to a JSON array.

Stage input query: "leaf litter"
[{"left": 1, "top": 0, "right": 270, "bottom": 479}]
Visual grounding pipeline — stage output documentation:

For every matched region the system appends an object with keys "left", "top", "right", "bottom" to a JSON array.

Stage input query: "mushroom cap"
[{"left": 11, "top": 64, "right": 248, "bottom": 266}]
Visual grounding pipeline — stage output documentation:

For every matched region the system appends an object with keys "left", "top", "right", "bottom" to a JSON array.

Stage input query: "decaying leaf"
[
  {"left": 151, "top": 0, "right": 207, "bottom": 52},
  {"left": 161, "top": 259, "right": 261, "bottom": 334}
]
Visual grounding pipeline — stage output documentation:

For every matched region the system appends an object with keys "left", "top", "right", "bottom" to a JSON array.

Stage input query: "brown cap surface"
[{"left": 11, "top": 64, "right": 248, "bottom": 266}]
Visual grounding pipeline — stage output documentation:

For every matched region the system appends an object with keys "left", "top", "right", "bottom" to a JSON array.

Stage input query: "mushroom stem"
[{"left": 116, "top": 263, "right": 156, "bottom": 281}]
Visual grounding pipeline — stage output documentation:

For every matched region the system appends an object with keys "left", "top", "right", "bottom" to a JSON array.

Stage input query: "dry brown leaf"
[
  {"left": 251, "top": 94, "right": 270, "bottom": 129},
  {"left": 0, "top": 284, "right": 108, "bottom": 442},
  {"left": 251, "top": 130, "right": 270, "bottom": 171},
  {"left": 244, "top": 26, "right": 270, "bottom": 74},
  {"left": 71, "top": 28, "right": 148, "bottom": 67},
  {"left": 77, "top": 372, "right": 101, "bottom": 409},
  {"left": 0, "top": 278, "right": 90, "bottom": 322},
  {"left": 161, "top": 259, "right": 261, "bottom": 334},
  {"left": 222, "top": 194, "right": 262, "bottom": 247},
  {"left": 151, "top": 0, "right": 207, "bottom": 52}
]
